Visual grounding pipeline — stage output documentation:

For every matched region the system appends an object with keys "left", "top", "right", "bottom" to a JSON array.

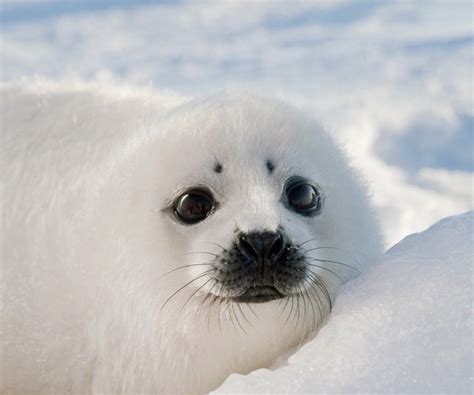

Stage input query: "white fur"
[{"left": 1, "top": 82, "right": 382, "bottom": 393}]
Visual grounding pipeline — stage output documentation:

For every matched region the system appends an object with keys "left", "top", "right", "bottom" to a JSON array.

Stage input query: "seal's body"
[{"left": 2, "top": 83, "right": 382, "bottom": 393}]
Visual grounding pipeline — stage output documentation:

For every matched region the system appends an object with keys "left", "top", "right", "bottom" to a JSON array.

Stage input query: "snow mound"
[{"left": 215, "top": 212, "right": 473, "bottom": 394}]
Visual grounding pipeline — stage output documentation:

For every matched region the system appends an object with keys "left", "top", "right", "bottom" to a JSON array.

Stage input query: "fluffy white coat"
[{"left": 1, "top": 82, "right": 382, "bottom": 393}]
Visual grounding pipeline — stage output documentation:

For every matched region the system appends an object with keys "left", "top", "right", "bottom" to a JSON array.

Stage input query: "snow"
[
  {"left": 0, "top": 0, "right": 472, "bottom": 247},
  {"left": 215, "top": 211, "right": 473, "bottom": 394}
]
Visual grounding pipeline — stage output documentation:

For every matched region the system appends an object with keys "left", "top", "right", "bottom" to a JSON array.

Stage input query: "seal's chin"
[{"left": 230, "top": 285, "right": 285, "bottom": 304}]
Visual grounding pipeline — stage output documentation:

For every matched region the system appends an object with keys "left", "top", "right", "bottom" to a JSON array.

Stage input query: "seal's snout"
[
  {"left": 237, "top": 231, "right": 286, "bottom": 267},
  {"left": 214, "top": 228, "right": 307, "bottom": 302}
]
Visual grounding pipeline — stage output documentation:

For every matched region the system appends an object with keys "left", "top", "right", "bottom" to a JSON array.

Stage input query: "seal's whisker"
[
  {"left": 228, "top": 302, "right": 236, "bottom": 332},
  {"left": 200, "top": 281, "right": 219, "bottom": 330},
  {"left": 246, "top": 301, "right": 259, "bottom": 320},
  {"left": 293, "top": 293, "right": 302, "bottom": 332},
  {"left": 184, "top": 251, "right": 219, "bottom": 258},
  {"left": 237, "top": 302, "right": 254, "bottom": 328},
  {"left": 305, "top": 277, "right": 324, "bottom": 322},
  {"left": 197, "top": 240, "right": 227, "bottom": 251},
  {"left": 232, "top": 302, "right": 248, "bottom": 335},
  {"left": 298, "top": 284, "right": 308, "bottom": 323},
  {"left": 306, "top": 264, "right": 345, "bottom": 282},
  {"left": 207, "top": 280, "right": 222, "bottom": 332},
  {"left": 302, "top": 246, "right": 342, "bottom": 254},
  {"left": 225, "top": 300, "right": 237, "bottom": 333},
  {"left": 181, "top": 277, "right": 214, "bottom": 312},
  {"left": 283, "top": 294, "right": 296, "bottom": 328},
  {"left": 303, "top": 286, "right": 318, "bottom": 335},
  {"left": 296, "top": 287, "right": 311, "bottom": 348},
  {"left": 279, "top": 294, "right": 291, "bottom": 318},
  {"left": 292, "top": 294, "right": 301, "bottom": 326},
  {"left": 159, "top": 263, "right": 215, "bottom": 278},
  {"left": 297, "top": 237, "right": 327, "bottom": 248},
  {"left": 217, "top": 284, "right": 226, "bottom": 333},
  {"left": 160, "top": 270, "right": 215, "bottom": 312},
  {"left": 306, "top": 256, "right": 360, "bottom": 274},
  {"left": 321, "top": 277, "right": 332, "bottom": 307},
  {"left": 196, "top": 279, "right": 217, "bottom": 330},
  {"left": 287, "top": 266, "right": 332, "bottom": 318},
  {"left": 204, "top": 288, "right": 216, "bottom": 330},
  {"left": 291, "top": 260, "right": 344, "bottom": 283},
  {"left": 306, "top": 272, "right": 332, "bottom": 312}
]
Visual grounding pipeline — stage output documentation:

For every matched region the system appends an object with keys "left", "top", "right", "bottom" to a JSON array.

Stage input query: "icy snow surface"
[{"left": 215, "top": 212, "right": 473, "bottom": 394}]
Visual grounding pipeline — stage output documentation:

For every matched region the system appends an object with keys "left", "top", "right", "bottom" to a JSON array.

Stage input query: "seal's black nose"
[{"left": 237, "top": 231, "right": 286, "bottom": 264}]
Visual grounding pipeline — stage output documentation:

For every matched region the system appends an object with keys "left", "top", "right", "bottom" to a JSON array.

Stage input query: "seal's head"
[
  {"left": 142, "top": 93, "right": 382, "bottom": 326},
  {"left": 102, "top": 93, "right": 383, "bottom": 393}
]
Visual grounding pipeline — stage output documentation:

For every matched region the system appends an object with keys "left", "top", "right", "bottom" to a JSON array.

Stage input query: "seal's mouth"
[{"left": 231, "top": 285, "right": 284, "bottom": 304}]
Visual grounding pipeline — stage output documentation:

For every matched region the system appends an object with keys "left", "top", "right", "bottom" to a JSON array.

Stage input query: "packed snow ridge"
[{"left": 216, "top": 212, "right": 473, "bottom": 394}]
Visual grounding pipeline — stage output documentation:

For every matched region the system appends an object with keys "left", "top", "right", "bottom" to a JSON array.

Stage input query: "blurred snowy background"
[{"left": 1, "top": 0, "right": 472, "bottom": 247}]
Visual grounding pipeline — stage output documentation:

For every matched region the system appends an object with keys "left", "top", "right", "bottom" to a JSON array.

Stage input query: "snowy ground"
[
  {"left": 1, "top": 1, "right": 472, "bottom": 247},
  {"left": 215, "top": 211, "right": 473, "bottom": 393}
]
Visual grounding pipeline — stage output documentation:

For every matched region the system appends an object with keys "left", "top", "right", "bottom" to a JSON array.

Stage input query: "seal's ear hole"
[{"left": 174, "top": 188, "right": 215, "bottom": 224}]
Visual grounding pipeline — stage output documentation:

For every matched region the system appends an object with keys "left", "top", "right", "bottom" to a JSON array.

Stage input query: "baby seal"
[{"left": 2, "top": 83, "right": 382, "bottom": 394}]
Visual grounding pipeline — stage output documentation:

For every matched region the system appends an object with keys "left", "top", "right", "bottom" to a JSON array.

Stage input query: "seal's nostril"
[
  {"left": 238, "top": 235, "right": 259, "bottom": 260},
  {"left": 268, "top": 232, "right": 285, "bottom": 258}
]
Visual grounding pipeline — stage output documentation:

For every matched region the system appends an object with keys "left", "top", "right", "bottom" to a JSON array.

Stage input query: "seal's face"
[
  {"left": 153, "top": 94, "right": 379, "bottom": 329},
  {"left": 166, "top": 175, "right": 325, "bottom": 304}
]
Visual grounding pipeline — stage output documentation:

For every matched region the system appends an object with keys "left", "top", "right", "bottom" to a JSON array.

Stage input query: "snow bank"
[{"left": 216, "top": 212, "right": 473, "bottom": 394}]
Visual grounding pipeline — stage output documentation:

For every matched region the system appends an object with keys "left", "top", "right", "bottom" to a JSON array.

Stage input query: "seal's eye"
[
  {"left": 174, "top": 189, "right": 214, "bottom": 224},
  {"left": 285, "top": 179, "right": 322, "bottom": 216}
]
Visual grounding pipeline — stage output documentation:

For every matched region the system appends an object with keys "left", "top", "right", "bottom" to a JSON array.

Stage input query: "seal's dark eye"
[
  {"left": 285, "top": 179, "right": 322, "bottom": 216},
  {"left": 174, "top": 189, "right": 214, "bottom": 224}
]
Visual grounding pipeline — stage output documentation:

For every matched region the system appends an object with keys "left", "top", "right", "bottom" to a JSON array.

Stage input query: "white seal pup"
[{"left": 1, "top": 82, "right": 382, "bottom": 394}]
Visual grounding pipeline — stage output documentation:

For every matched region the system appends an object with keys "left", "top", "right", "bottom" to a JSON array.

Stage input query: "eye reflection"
[
  {"left": 174, "top": 189, "right": 214, "bottom": 224},
  {"left": 285, "top": 178, "right": 322, "bottom": 216}
]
